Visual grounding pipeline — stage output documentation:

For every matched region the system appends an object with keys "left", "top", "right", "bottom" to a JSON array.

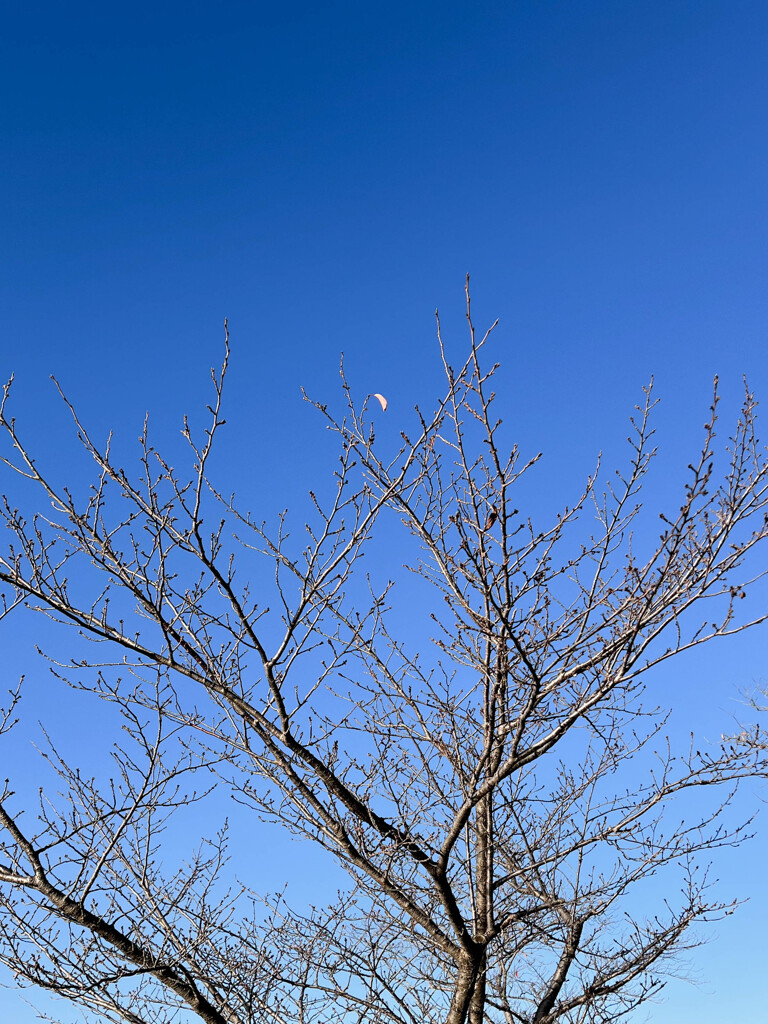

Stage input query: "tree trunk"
[
  {"left": 467, "top": 946, "right": 487, "bottom": 1024},
  {"left": 446, "top": 956, "right": 482, "bottom": 1024}
]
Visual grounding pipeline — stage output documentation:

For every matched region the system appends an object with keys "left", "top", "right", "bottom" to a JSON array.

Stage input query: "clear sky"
[{"left": 1, "top": 2, "right": 768, "bottom": 1021}]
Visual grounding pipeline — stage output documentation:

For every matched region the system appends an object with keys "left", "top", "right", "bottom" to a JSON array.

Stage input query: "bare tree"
[{"left": 0, "top": 286, "right": 767, "bottom": 1024}]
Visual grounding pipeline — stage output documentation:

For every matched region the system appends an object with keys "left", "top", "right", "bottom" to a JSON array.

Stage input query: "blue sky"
[{"left": 1, "top": 2, "right": 768, "bottom": 1021}]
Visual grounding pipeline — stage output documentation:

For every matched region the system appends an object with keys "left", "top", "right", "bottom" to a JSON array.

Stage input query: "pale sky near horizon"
[{"left": 2, "top": 2, "right": 768, "bottom": 1020}]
